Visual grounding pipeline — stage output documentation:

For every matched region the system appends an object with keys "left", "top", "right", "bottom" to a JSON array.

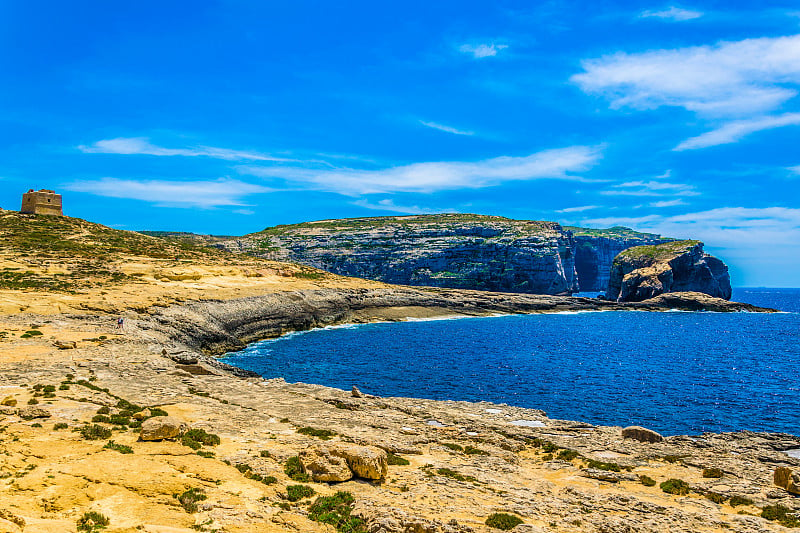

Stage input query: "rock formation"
[
  {"left": 218, "top": 215, "right": 673, "bottom": 295},
  {"left": 606, "top": 240, "right": 732, "bottom": 302}
]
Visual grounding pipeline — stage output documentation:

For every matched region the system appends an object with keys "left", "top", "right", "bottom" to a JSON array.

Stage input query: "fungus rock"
[{"left": 606, "top": 240, "right": 731, "bottom": 302}]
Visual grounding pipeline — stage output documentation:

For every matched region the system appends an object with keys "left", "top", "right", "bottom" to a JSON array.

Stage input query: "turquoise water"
[{"left": 222, "top": 288, "right": 800, "bottom": 436}]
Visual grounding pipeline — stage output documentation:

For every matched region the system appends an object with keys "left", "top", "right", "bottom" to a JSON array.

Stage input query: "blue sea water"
[{"left": 222, "top": 288, "right": 800, "bottom": 436}]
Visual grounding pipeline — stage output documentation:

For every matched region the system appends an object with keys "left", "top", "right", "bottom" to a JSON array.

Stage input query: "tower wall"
[{"left": 20, "top": 189, "right": 63, "bottom": 216}]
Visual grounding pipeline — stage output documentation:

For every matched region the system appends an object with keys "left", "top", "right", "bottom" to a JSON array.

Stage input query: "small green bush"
[
  {"left": 704, "top": 492, "right": 727, "bottom": 504},
  {"left": 91, "top": 415, "right": 110, "bottom": 423},
  {"left": 660, "top": 478, "right": 690, "bottom": 496},
  {"left": 557, "top": 449, "right": 580, "bottom": 461},
  {"left": 297, "top": 427, "right": 336, "bottom": 440},
  {"left": 196, "top": 450, "right": 215, "bottom": 458},
  {"left": 42, "top": 385, "right": 56, "bottom": 393},
  {"left": 286, "top": 484, "right": 316, "bottom": 502},
  {"left": 387, "top": 453, "right": 410, "bottom": 466},
  {"left": 184, "top": 428, "right": 220, "bottom": 446},
  {"left": 108, "top": 415, "right": 130, "bottom": 426},
  {"left": 464, "top": 445, "right": 488, "bottom": 455},
  {"left": 27, "top": 398, "right": 38, "bottom": 405},
  {"left": 308, "top": 491, "right": 365, "bottom": 532},
  {"left": 103, "top": 440, "right": 133, "bottom": 454},
  {"left": 761, "top": 504, "right": 800, "bottom": 527},
  {"left": 639, "top": 475, "right": 656, "bottom": 487},
  {"left": 96, "top": 406, "right": 111, "bottom": 415},
  {"left": 76, "top": 511, "right": 109, "bottom": 532},
  {"left": 53, "top": 422, "right": 68, "bottom": 430},
  {"left": 585, "top": 459, "right": 621, "bottom": 472},
  {"left": 259, "top": 450, "right": 271, "bottom": 458},
  {"left": 116, "top": 399, "right": 142, "bottom": 412},
  {"left": 284, "top": 456, "right": 310, "bottom": 482},
  {"left": 436, "top": 468, "right": 476, "bottom": 483},
  {"left": 729, "top": 495, "right": 753, "bottom": 507},
  {"left": 441, "top": 442, "right": 463, "bottom": 452},
  {"left": 485, "top": 513, "right": 524, "bottom": 530},
  {"left": 702, "top": 467, "right": 724, "bottom": 478},
  {"left": 148, "top": 407, "right": 169, "bottom": 417},
  {"left": 80, "top": 424, "right": 112, "bottom": 440},
  {"left": 175, "top": 488, "right": 207, "bottom": 513}
]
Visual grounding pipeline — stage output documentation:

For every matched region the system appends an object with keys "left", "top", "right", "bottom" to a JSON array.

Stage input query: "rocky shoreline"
[{"left": 0, "top": 287, "right": 795, "bottom": 533}]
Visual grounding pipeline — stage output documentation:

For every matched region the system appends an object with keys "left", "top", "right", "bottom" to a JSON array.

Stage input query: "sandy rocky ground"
[{"left": 1, "top": 267, "right": 799, "bottom": 533}]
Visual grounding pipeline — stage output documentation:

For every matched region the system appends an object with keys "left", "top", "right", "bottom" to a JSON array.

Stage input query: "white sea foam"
[
  {"left": 485, "top": 408, "right": 503, "bottom": 414},
  {"left": 785, "top": 449, "right": 800, "bottom": 459}
]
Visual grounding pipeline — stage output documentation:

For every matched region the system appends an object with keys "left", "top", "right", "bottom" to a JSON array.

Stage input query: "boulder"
[
  {"left": 606, "top": 241, "right": 731, "bottom": 302},
  {"left": 17, "top": 406, "right": 50, "bottom": 420},
  {"left": 622, "top": 426, "right": 663, "bottom": 443},
  {"left": 53, "top": 340, "right": 77, "bottom": 350},
  {"left": 774, "top": 467, "right": 800, "bottom": 495},
  {"left": 581, "top": 468, "right": 638, "bottom": 483},
  {"left": 299, "top": 446, "right": 353, "bottom": 482},
  {"left": 299, "top": 443, "right": 388, "bottom": 482},
  {"left": 351, "top": 385, "right": 363, "bottom": 398},
  {"left": 1, "top": 396, "right": 17, "bottom": 407},
  {"left": 139, "top": 416, "right": 187, "bottom": 441}
]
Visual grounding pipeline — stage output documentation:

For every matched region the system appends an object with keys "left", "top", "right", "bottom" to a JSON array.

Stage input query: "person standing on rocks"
[{"left": 116, "top": 317, "right": 124, "bottom": 331}]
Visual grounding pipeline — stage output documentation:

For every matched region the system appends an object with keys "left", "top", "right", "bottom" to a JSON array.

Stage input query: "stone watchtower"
[{"left": 20, "top": 189, "right": 63, "bottom": 216}]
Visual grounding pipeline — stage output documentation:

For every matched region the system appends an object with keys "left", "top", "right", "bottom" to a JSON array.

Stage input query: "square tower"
[{"left": 20, "top": 189, "right": 63, "bottom": 216}]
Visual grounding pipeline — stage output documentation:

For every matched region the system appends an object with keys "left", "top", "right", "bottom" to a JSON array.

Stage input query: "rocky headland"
[
  {"left": 214, "top": 215, "right": 674, "bottom": 296},
  {"left": 1, "top": 210, "right": 795, "bottom": 533},
  {"left": 606, "top": 240, "right": 732, "bottom": 302}
]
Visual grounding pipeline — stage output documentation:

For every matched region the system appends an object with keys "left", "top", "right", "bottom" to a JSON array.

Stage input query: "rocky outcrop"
[
  {"left": 605, "top": 241, "right": 732, "bottom": 302},
  {"left": 622, "top": 425, "right": 664, "bottom": 443},
  {"left": 774, "top": 467, "right": 800, "bottom": 495},
  {"left": 299, "top": 443, "right": 388, "bottom": 481},
  {"left": 139, "top": 416, "right": 187, "bottom": 441}
]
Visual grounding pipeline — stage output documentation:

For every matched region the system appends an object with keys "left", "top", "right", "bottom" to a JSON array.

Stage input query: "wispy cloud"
[
  {"left": 556, "top": 205, "right": 601, "bottom": 213},
  {"left": 240, "top": 146, "right": 602, "bottom": 195},
  {"left": 459, "top": 43, "right": 508, "bottom": 59},
  {"left": 650, "top": 199, "right": 687, "bottom": 207},
  {"left": 583, "top": 207, "right": 800, "bottom": 247},
  {"left": 789, "top": 165, "right": 800, "bottom": 176},
  {"left": 675, "top": 113, "right": 800, "bottom": 150},
  {"left": 640, "top": 6, "right": 703, "bottom": 21},
  {"left": 419, "top": 120, "right": 475, "bottom": 136},
  {"left": 602, "top": 180, "right": 698, "bottom": 197},
  {"left": 79, "top": 137, "right": 294, "bottom": 162},
  {"left": 352, "top": 198, "right": 456, "bottom": 215},
  {"left": 572, "top": 34, "right": 800, "bottom": 117},
  {"left": 65, "top": 177, "right": 271, "bottom": 208}
]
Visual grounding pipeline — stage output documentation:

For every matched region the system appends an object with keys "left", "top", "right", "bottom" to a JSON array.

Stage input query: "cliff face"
[
  {"left": 605, "top": 240, "right": 732, "bottom": 302},
  {"left": 223, "top": 215, "right": 675, "bottom": 296}
]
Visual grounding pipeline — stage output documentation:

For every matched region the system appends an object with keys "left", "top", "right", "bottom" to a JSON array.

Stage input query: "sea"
[{"left": 221, "top": 288, "right": 800, "bottom": 436}]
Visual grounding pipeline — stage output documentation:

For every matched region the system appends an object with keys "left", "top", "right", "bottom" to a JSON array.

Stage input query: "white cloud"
[
  {"left": 419, "top": 121, "right": 474, "bottom": 136},
  {"left": 675, "top": 113, "right": 800, "bottom": 150},
  {"left": 640, "top": 6, "right": 703, "bottom": 21},
  {"left": 602, "top": 180, "right": 698, "bottom": 196},
  {"left": 556, "top": 205, "right": 601, "bottom": 213},
  {"left": 789, "top": 165, "right": 800, "bottom": 175},
  {"left": 65, "top": 177, "right": 271, "bottom": 208},
  {"left": 352, "top": 198, "right": 456, "bottom": 215},
  {"left": 459, "top": 43, "right": 508, "bottom": 58},
  {"left": 79, "top": 137, "right": 294, "bottom": 162},
  {"left": 240, "top": 146, "right": 602, "bottom": 195},
  {"left": 572, "top": 34, "right": 800, "bottom": 117},
  {"left": 650, "top": 199, "right": 687, "bottom": 207}
]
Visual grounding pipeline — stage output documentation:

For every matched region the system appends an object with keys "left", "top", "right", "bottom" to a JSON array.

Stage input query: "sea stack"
[{"left": 605, "top": 240, "right": 732, "bottom": 302}]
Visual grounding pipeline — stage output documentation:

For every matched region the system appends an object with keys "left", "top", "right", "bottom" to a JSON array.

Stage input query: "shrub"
[
  {"left": 441, "top": 442, "right": 463, "bottom": 452},
  {"left": 729, "top": 495, "right": 753, "bottom": 507},
  {"left": 53, "top": 422, "right": 68, "bottom": 430},
  {"left": 485, "top": 513, "right": 524, "bottom": 530},
  {"left": 80, "top": 424, "right": 112, "bottom": 440},
  {"left": 148, "top": 407, "right": 169, "bottom": 417},
  {"left": 175, "top": 488, "right": 207, "bottom": 513},
  {"left": 27, "top": 398, "right": 38, "bottom": 405},
  {"left": 196, "top": 450, "right": 215, "bottom": 458},
  {"left": 639, "top": 475, "right": 656, "bottom": 487},
  {"left": 286, "top": 484, "right": 316, "bottom": 502},
  {"left": 103, "top": 440, "right": 133, "bottom": 454},
  {"left": 464, "top": 445, "right": 489, "bottom": 456},
  {"left": 181, "top": 436, "right": 202, "bottom": 450},
  {"left": 436, "top": 468, "right": 476, "bottom": 483},
  {"left": 42, "top": 385, "right": 56, "bottom": 393},
  {"left": 96, "top": 406, "right": 110, "bottom": 415},
  {"left": 297, "top": 427, "right": 336, "bottom": 440},
  {"left": 761, "top": 504, "right": 800, "bottom": 527},
  {"left": 285, "top": 456, "right": 310, "bottom": 482},
  {"left": 76, "top": 511, "right": 109, "bottom": 532},
  {"left": 184, "top": 428, "right": 220, "bottom": 446},
  {"left": 702, "top": 467, "right": 724, "bottom": 478},
  {"left": 58, "top": 384, "right": 69, "bottom": 390},
  {"left": 585, "top": 459, "right": 621, "bottom": 472},
  {"left": 91, "top": 415, "right": 110, "bottom": 423},
  {"left": 259, "top": 450, "right": 271, "bottom": 458},
  {"left": 660, "top": 478, "right": 690, "bottom": 496},
  {"left": 387, "top": 453, "right": 410, "bottom": 466},
  {"left": 557, "top": 449, "right": 579, "bottom": 461},
  {"left": 704, "top": 492, "right": 727, "bottom": 504},
  {"left": 308, "top": 491, "right": 365, "bottom": 532}
]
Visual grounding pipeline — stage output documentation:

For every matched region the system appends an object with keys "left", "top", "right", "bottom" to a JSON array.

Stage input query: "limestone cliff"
[
  {"left": 222, "top": 215, "right": 672, "bottom": 296},
  {"left": 605, "top": 240, "right": 732, "bottom": 302}
]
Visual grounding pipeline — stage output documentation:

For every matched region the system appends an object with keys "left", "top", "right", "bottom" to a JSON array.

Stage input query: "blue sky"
[{"left": 1, "top": 1, "right": 799, "bottom": 286}]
